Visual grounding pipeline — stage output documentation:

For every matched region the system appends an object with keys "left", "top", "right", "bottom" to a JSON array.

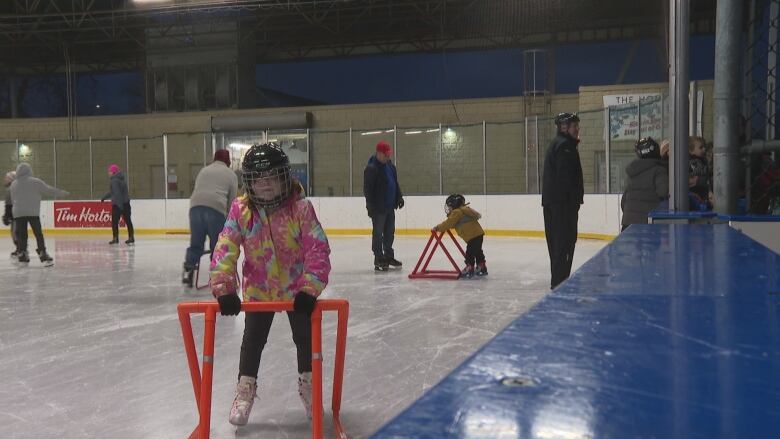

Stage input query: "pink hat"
[
  {"left": 376, "top": 141, "right": 392, "bottom": 156},
  {"left": 108, "top": 164, "right": 120, "bottom": 174}
]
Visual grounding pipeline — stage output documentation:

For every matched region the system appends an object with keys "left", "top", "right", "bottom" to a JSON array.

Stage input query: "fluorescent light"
[
  {"left": 361, "top": 131, "right": 382, "bottom": 136},
  {"left": 228, "top": 142, "right": 251, "bottom": 151},
  {"left": 385, "top": 129, "right": 395, "bottom": 133},
  {"left": 404, "top": 130, "right": 422, "bottom": 135},
  {"left": 426, "top": 128, "right": 440, "bottom": 133}
]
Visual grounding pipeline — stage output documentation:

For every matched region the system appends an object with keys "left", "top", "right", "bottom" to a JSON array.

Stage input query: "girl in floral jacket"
[{"left": 210, "top": 143, "right": 331, "bottom": 426}]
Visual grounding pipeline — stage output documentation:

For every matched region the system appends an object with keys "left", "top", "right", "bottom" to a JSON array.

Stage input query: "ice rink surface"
[{"left": 0, "top": 233, "right": 606, "bottom": 439}]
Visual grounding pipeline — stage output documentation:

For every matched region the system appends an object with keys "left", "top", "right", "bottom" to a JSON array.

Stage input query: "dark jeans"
[
  {"left": 239, "top": 310, "right": 312, "bottom": 378},
  {"left": 370, "top": 210, "right": 395, "bottom": 259},
  {"left": 543, "top": 203, "right": 579, "bottom": 289},
  {"left": 111, "top": 203, "right": 135, "bottom": 240},
  {"left": 465, "top": 235, "right": 486, "bottom": 266},
  {"left": 14, "top": 216, "right": 45, "bottom": 253},
  {"left": 184, "top": 206, "right": 226, "bottom": 270}
]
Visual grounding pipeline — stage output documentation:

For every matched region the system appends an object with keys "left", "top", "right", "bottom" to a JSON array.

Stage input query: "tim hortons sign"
[{"left": 53, "top": 201, "right": 124, "bottom": 228}]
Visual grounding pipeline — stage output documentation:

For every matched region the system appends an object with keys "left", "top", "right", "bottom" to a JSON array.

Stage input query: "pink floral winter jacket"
[{"left": 209, "top": 186, "right": 331, "bottom": 302}]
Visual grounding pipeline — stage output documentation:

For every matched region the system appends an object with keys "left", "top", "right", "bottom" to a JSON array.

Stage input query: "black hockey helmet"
[
  {"left": 635, "top": 137, "right": 661, "bottom": 159},
  {"left": 554, "top": 112, "right": 580, "bottom": 127},
  {"left": 242, "top": 143, "right": 292, "bottom": 209},
  {"left": 445, "top": 194, "right": 466, "bottom": 214}
]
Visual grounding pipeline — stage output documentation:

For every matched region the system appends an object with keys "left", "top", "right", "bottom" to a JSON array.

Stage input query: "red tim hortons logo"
[{"left": 54, "top": 201, "right": 125, "bottom": 228}]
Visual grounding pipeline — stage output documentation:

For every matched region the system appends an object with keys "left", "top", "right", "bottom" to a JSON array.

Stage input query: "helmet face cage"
[{"left": 242, "top": 165, "right": 292, "bottom": 209}]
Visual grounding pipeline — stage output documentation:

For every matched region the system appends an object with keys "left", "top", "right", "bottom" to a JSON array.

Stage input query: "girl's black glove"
[
  {"left": 293, "top": 292, "right": 317, "bottom": 315},
  {"left": 217, "top": 294, "right": 241, "bottom": 316}
]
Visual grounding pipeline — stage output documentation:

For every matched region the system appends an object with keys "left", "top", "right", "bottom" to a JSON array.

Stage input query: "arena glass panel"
[
  {"left": 442, "top": 124, "right": 484, "bottom": 196},
  {"left": 166, "top": 132, "right": 206, "bottom": 199},
  {"left": 128, "top": 136, "right": 165, "bottom": 199},
  {"left": 310, "top": 130, "right": 350, "bottom": 197},
  {"left": 55, "top": 139, "right": 92, "bottom": 199},
  {"left": 486, "top": 121, "right": 525, "bottom": 194}
]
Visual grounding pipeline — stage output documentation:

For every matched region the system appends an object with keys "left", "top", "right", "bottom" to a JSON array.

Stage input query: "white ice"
[{"left": 0, "top": 233, "right": 606, "bottom": 439}]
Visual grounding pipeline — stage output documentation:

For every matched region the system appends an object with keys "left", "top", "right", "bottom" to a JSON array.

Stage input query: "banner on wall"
[
  {"left": 603, "top": 93, "right": 664, "bottom": 141},
  {"left": 53, "top": 201, "right": 124, "bottom": 228}
]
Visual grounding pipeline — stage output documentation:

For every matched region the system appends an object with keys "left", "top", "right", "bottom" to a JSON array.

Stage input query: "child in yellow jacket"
[{"left": 433, "top": 194, "right": 487, "bottom": 278}]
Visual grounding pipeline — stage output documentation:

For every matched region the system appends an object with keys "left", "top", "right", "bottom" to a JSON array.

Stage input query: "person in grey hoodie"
[
  {"left": 10, "top": 162, "right": 69, "bottom": 266},
  {"left": 621, "top": 137, "right": 670, "bottom": 231},
  {"left": 101, "top": 164, "right": 135, "bottom": 245},
  {"left": 181, "top": 149, "right": 237, "bottom": 287}
]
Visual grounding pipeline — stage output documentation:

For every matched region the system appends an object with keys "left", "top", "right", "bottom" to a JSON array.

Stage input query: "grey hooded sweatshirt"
[
  {"left": 620, "top": 158, "right": 669, "bottom": 227},
  {"left": 102, "top": 172, "right": 130, "bottom": 207},
  {"left": 10, "top": 163, "right": 69, "bottom": 217}
]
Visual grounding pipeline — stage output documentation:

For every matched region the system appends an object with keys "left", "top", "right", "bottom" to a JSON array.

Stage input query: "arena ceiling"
[{"left": 0, "top": 0, "right": 718, "bottom": 74}]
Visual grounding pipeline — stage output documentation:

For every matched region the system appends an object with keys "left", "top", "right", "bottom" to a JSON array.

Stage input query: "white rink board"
[{"left": 8, "top": 194, "right": 624, "bottom": 236}]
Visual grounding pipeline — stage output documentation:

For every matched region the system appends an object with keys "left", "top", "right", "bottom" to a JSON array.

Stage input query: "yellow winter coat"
[{"left": 434, "top": 205, "right": 484, "bottom": 242}]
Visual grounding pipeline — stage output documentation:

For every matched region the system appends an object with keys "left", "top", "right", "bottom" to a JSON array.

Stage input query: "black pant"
[
  {"left": 111, "top": 203, "right": 135, "bottom": 240},
  {"left": 15, "top": 216, "right": 45, "bottom": 254},
  {"left": 543, "top": 203, "right": 579, "bottom": 289},
  {"left": 465, "top": 235, "right": 486, "bottom": 266},
  {"left": 239, "top": 310, "right": 312, "bottom": 379},
  {"left": 370, "top": 210, "right": 395, "bottom": 259}
]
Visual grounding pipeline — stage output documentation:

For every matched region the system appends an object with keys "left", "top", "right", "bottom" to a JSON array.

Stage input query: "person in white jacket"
[
  {"left": 10, "top": 162, "right": 69, "bottom": 266},
  {"left": 181, "top": 149, "right": 237, "bottom": 287}
]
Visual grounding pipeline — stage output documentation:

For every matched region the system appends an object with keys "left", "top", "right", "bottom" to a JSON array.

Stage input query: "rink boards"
[{"left": 371, "top": 224, "right": 780, "bottom": 438}]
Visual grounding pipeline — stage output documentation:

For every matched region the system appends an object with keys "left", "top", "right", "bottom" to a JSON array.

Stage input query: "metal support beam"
[
  {"left": 669, "top": 0, "right": 690, "bottom": 212},
  {"left": 713, "top": 0, "right": 744, "bottom": 214}
]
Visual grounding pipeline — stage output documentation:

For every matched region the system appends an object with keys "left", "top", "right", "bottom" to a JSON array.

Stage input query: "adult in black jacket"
[
  {"left": 542, "top": 112, "right": 584, "bottom": 289},
  {"left": 364, "top": 141, "right": 404, "bottom": 271},
  {"left": 621, "top": 137, "right": 669, "bottom": 230}
]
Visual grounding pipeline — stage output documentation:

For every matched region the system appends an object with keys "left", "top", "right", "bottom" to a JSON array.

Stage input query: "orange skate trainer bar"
[{"left": 177, "top": 300, "right": 349, "bottom": 439}]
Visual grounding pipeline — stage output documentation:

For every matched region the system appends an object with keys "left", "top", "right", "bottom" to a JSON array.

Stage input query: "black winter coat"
[
  {"left": 363, "top": 156, "right": 403, "bottom": 215},
  {"left": 621, "top": 158, "right": 669, "bottom": 226},
  {"left": 542, "top": 133, "right": 584, "bottom": 206}
]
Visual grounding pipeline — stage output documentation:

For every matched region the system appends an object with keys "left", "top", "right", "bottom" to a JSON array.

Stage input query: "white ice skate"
[
  {"left": 298, "top": 371, "right": 320, "bottom": 420},
  {"left": 228, "top": 376, "right": 257, "bottom": 426}
]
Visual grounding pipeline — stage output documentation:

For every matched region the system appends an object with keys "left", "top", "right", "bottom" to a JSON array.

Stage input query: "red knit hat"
[
  {"left": 376, "top": 141, "right": 392, "bottom": 156},
  {"left": 213, "top": 149, "right": 231, "bottom": 166}
]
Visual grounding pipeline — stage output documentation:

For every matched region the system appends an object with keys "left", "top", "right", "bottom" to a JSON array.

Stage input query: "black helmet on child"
[
  {"left": 689, "top": 156, "right": 708, "bottom": 177},
  {"left": 242, "top": 143, "right": 292, "bottom": 209},
  {"left": 445, "top": 194, "right": 465, "bottom": 214},
  {"left": 554, "top": 112, "right": 580, "bottom": 127},
  {"left": 635, "top": 137, "right": 661, "bottom": 159}
]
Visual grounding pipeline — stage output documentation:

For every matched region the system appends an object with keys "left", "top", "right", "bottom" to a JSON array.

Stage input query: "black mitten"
[
  {"left": 293, "top": 292, "right": 317, "bottom": 315},
  {"left": 3, "top": 204, "right": 12, "bottom": 225},
  {"left": 217, "top": 294, "right": 241, "bottom": 316}
]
